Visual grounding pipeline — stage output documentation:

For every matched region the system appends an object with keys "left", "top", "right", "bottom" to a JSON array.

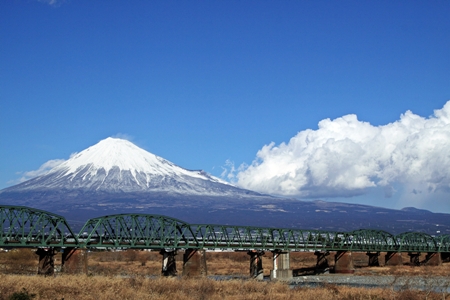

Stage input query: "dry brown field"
[{"left": 0, "top": 249, "right": 449, "bottom": 299}]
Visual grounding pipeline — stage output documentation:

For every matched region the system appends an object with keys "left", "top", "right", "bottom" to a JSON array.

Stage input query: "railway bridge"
[{"left": 1, "top": 205, "right": 449, "bottom": 279}]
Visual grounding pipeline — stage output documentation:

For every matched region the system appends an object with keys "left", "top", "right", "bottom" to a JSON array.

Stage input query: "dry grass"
[
  {"left": 79, "top": 250, "right": 253, "bottom": 277},
  {"left": 0, "top": 275, "right": 447, "bottom": 300},
  {"left": 0, "top": 249, "right": 37, "bottom": 274},
  {"left": 1, "top": 250, "right": 450, "bottom": 299}
]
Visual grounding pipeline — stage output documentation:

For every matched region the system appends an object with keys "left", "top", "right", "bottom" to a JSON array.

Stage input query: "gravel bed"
[{"left": 289, "top": 274, "right": 450, "bottom": 292}]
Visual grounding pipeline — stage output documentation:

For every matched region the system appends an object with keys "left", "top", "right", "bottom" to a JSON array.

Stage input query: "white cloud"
[
  {"left": 220, "top": 159, "right": 247, "bottom": 182},
  {"left": 233, "top": 101, "right": 450, "bottom": 206},
  {"left": 37, "top": 0, "right": 65, "bottom": 7},
  {"left": 13, "top": 159, "right": 65, "bottom": 184},
  {"left": 111, "top": 133, "right": 134, "bottom": 141}
]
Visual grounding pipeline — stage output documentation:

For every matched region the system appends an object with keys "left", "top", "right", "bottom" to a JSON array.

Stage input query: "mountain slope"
[
  {"left": 1, "top": 137, "right": 450, "bottom": 235},
  {"left": 2, "top": 137, "right": 256, "bottom": 196}
]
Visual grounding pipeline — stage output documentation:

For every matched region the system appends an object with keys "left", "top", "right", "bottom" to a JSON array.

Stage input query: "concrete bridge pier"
[
  {"left": 247, "top": 250, "right": 264, "bottom": 279},
  {"left": 408, "top": 252, "right": 421, "bottom": 266},
  {"left": 61, "top": 248, "right": 88, "bottom": 274},
  {"left": 334, "top": 251, "right": 355, "bottom": 274},
  {"left": 270, "top": 251, "right": 292, "bottom": 280},
  {"left": 314, "top": 251, "right": 330, "bottom": 273},
  {"left": 182, "top": 249, "right": 207, "bottom": 277},
  {"left": 385, "top": 252, "right": 403, "bottom": 266},
  {"left": 366, "top": 252, "right": 380, "bottom": 266},
  {"left": 424, "top": 252, "right": 442, "bottom": 266},
  {"left": 36, "top": 247, "right": 55, "bottom": 276},
  {"left": 160, "top": 249, "right": 177, "bottom": 276}
]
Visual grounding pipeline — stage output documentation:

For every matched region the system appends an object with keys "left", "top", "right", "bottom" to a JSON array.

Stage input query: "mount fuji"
[
  {"left": 1, "top": 137, "right": 450, "bottom": 234},
  {"left": 0, "top": 138, "right": 280, "bottom": 226},
  {"left": 4, "top": 137, "right": 254, "bottom": 196}
]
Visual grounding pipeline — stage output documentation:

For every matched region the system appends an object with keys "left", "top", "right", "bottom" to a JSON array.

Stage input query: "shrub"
[{"left": 9, "top": 288, "right": 36, "bottom": 300}]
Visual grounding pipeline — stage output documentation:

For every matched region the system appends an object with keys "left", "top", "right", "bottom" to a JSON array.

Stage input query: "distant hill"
[{"left": 1, "top": 137, "right": 448, "bottom": 234}]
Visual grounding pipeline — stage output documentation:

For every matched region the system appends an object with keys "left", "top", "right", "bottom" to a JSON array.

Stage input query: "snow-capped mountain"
[
  {"left": 2, "top": 137, "right": 450, "bottom": 235},
  {"left": 3, "top": 137, "right": 252, "bottom": 196}
]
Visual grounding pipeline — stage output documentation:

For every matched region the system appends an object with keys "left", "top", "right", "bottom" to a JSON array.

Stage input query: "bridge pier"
[
  {"left": 408, "top": 252, "right": 421, "bottom": 266},
  {"left": 366, "top": 252, "right": 380, "bottom": 266},
  {"left": 270, "top": 251, "right": 292, "bottom": 280},
  {"left": 61, "top": 248, "right": 88, "bottom": 274},
  {"left": 385, "top": 252, "right": 403, "bottom": 266},
  {"left": 334, "top": 251, "right": 355, "bottom": 274},
  {"left": 182, "top": 249, "right": 207, "bottom": 277},
  {"left": 247, "top": 250, "right": 264, "bottom": 279},
  {"left": 314, "top": 251, "right": 330, "bottom": 273},
  {"left": 36, "top": 247, "right": 55, "bottom": 276},
  {"left": 424, "top": 252, "right": 442, "bottom": 266},
  {"left": 160, "top": 249, "right": 177, "bottom": 276},
  {"left": 441, "top": 252, "right": 450, "bottom": 263}
]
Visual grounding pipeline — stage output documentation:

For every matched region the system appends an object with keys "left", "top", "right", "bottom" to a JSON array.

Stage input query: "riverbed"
[{"left": 289, "top": 274, "right": 450, "bottom": 292}]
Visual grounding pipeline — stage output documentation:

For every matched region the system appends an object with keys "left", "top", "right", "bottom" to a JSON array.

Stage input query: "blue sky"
[{"left": 1, "top": 1, "right": 449, "bottom": 212}]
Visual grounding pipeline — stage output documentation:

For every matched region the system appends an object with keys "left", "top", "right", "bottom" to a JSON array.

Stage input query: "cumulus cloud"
[
  {"left": 13, "top": 159, "right": 65, "bottom": 184},
  {"left": 231, "top": 101, "right": 450, "bottom": 204},
  {"left": 220, "top": 159, "right": 247, "bottom": 182}
]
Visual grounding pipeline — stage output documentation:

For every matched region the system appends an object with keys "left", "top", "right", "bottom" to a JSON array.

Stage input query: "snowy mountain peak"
[
  {"left": 56, "top": 137, "right": 183, "bottom": 177},
  {"left": 5, "top": 137, "right": 238, "bottom": 194}
]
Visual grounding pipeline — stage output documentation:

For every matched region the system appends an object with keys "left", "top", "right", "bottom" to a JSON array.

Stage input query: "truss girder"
[
  {"left": 73, "top": 219, "right": 450, "bottom": 252},
  {"left": 0, "top": 205, "right": 77, "bottom": 247},
  {"left": 187, "top": 224, "right": 339, "bottom": 251},
  {"left": 395, "top": 232, "right": 437, "bottom": 252},
  {"left": 436, "top": 234, "right": 450, "bottom": 252},
  {"left": 77, "top": 214, "right": 197, "bottom": 249},
  {"left": 177, "top": 226, "right": 401, "bottom": 252},
  {"left": 2, "top": 206, "right": 450, "bottom": 253},
  {"left": 335, "top": 229, "right": 397, "bottom": 252}
]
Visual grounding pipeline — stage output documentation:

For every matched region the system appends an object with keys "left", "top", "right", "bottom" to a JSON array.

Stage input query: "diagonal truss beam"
[
  {"left": 77, "top": 214, "right": 197, "bottom": 249},
  {"left": 1, "top": 205, "right": 449, "bottom": 253},
  {"left": 0, "top": 205, "right": 77, "bottom": 247}
]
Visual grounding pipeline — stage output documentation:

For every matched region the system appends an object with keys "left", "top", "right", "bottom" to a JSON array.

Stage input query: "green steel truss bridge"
[{"left": 2, "top": 205, "right": 450, "bottom": 253}]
